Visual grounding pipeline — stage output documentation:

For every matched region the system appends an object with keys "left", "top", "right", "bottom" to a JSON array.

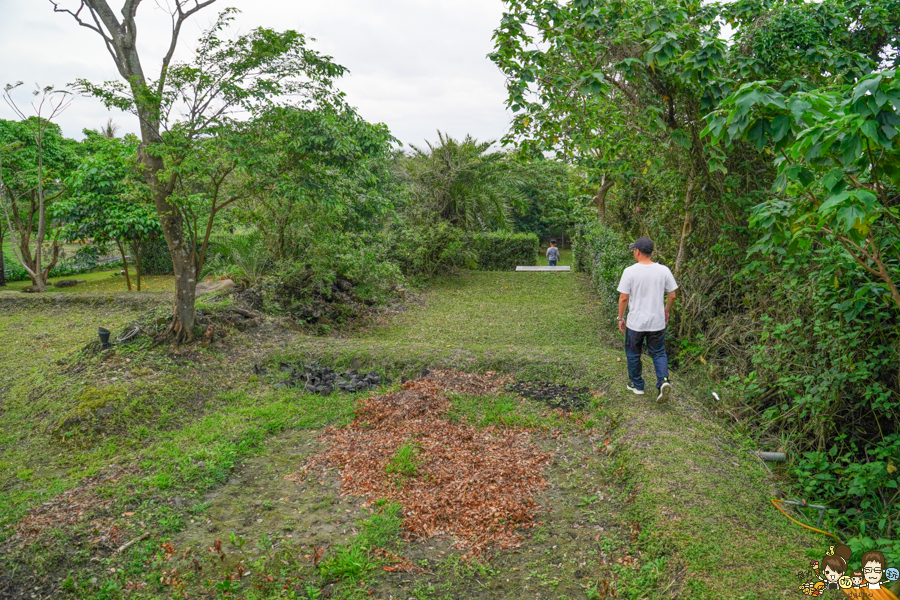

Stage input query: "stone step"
[{"left": 515, "top": 266, "right": 571, "bottom": 272}]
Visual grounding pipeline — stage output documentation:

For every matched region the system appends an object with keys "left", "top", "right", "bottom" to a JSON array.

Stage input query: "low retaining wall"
[{"left": 0, "top": 291, "right": 169, "bottom": 310}]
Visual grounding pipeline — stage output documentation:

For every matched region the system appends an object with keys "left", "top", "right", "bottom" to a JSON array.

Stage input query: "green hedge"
[
  {"left": 471, "top": 232, "right": 539, "bottom": 271},
  {"left": 572, "top": 222, "right": 631, "bottom": 319},
  {"left": 137, "top": 236, "right": 173, "bottom": 276}
]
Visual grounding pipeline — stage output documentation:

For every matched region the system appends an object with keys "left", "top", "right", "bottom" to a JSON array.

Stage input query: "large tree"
[
  {"left": 0, "top": 87, "right": 77, "bottom": 291},
  {"left": 54, "top": 132, "right": 159, "bottom": 291},
  {"left": 52, "top": 2, "right": 346, "bottom": 342},
  {"left": 233, "top": 106, "right": 398, "bottom": 261}
]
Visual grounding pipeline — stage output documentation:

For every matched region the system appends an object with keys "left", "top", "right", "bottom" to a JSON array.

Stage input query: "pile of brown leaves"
[
  {"left": 294, "top": 372, "right": 550, "bottom": 556},
  {"left": 14, "top": 464, "right": 139, "bottom": 546}
]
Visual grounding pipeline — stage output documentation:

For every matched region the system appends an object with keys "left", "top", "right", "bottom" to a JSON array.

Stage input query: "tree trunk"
[
  {"left": 62, "top": 0, "right": 219, "bottom": 342},
  {"left": 674, "top": 175, "right": 695, "bottom": 279},
  {"left": 41, "top": 237, "right": 61, "bottom": 284},
  {"left": 170, "top": 252, "right": 198, "bottom": 342},
  {"left": 133, "top": 239, "right": 143, "bottom": 292},
  {"left": 148, "top": 170, "right": 198, "bottom": 342},
  {"left": 0, "top": 228, "right": 5, "bottom": 286},
  {"left": 117, "top": 239, "right": 132, "bottom": 291},
  {"left": 595, "top": 175, "right": 615, "bottom": 225}
]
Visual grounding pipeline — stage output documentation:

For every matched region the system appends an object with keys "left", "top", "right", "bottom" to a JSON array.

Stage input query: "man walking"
[{"left": 616, "top": 237, "right": 678, "bottom": 403}]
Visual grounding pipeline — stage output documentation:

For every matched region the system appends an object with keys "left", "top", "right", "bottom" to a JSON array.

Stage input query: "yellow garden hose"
[{"left": 770, "top": 498, "right": 843, "bottom": 544}]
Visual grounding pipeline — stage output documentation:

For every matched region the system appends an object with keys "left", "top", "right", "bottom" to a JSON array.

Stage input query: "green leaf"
[
  {"left": 840, "top": 134, "right": 862, "bottom": 165},
  {"left": 746, "top": 119, "right": 770, "bottom": 151},
  {"left": 788, "top": 97, "right": 812, "bottom": 121},
  {"left": 837, "top": 205, "right": 866, "bottom": 233},
  {"left": 671, "top": 129, "right": 692, "bottom": 149},
  {"left": 851, "top": 76, "right": 882, "bottom": 104},
  {"left": 823, "top": 169, "right": 844, "bottom": 191},
  {"left": 770, "top": 115, "right": 791, "bottom": 142},
  {"left": 860, "top": 120, "right": 880, "bottom": 140},
  {"left": 819, "top": 191, "right": 851, "bottom": 213}
]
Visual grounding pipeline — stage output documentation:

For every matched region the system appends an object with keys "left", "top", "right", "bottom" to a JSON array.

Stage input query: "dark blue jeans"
[
  {"left": 625, "top": 327, "right": 669, "bottom": 390},
  {"left": 549, "top": 260, "right": 557, "bottom": 266}
]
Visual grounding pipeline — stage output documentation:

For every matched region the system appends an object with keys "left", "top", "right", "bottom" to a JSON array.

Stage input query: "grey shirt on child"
[{"left": 546, "top": 247, "right": 560, "bottom": 262}]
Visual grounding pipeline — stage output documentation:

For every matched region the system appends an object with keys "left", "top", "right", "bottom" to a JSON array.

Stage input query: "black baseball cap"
[{"left": 629, "top": 237, "right": 654, "bottom": 254}]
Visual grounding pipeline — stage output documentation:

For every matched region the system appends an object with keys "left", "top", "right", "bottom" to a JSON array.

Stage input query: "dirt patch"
[{"left": 295, "top": 375, "right": 551, "bottom": 556}]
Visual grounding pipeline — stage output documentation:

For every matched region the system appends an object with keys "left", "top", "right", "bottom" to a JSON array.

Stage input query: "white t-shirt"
[{"left": 616, "top": 262, "right": 678, "bottom": 332}]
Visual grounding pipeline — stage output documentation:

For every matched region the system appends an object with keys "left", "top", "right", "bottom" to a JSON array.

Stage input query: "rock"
[
  {"left": 257, "top": 360, "right": 387, "bottom": 396},
  {"left": 53, "top": 279, "right": 82, "bottom": 288},
  {"left": 234, "top": 288, "right": 263, "bottom": 311},
  {"left": 196, "top": 279, "right": 235, "bottom": 296},
  {"left": 94, "top": 405, "right": 116, "bottom": 417},
  {"left": 61, "top": 416, "right": 82, "bottom": 429}
]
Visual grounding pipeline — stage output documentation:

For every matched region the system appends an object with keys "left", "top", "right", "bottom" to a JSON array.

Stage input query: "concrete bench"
[{"left": 515, "top": 266, "right": 571, "bottom": 272}]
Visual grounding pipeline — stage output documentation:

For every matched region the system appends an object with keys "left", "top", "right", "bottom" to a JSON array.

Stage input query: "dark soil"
[
  {"left": 505, "top": 381, "right": 592, "bottom": 410},
  {"left": 255, "top": 361, "right": 391, "bottom": 395}
]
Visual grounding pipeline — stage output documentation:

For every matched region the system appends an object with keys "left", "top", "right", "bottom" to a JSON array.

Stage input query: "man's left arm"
[{"left": 618, "top": 293, "right": 629, "bottom": 334}]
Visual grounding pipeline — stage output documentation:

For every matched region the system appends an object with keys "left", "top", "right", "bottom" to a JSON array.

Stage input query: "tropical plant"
[
  {"left": 202, "top": 232, "right": 270, "bottom": 286},
  {"left": 404, "top": 132, "right": 523, "bottom": 231}
]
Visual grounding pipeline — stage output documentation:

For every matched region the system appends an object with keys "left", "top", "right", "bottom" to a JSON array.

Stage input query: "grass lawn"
[
  {"left": 2, "top": 268, "right": 175, "bottom": 293},
  {"left": 0, "top": 266, "right": 827, "bottom": 600}
]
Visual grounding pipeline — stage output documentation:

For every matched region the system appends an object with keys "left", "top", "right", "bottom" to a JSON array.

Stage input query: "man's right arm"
[
  {"left": 618, "top": 293, "right": 629, "bottom": 333},
  {"left": 665, "top": 290, "right": 676, "bottom": 323}
]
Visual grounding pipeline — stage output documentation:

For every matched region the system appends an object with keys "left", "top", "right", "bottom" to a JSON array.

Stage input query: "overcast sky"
[{"left": 0, "top": 0, "right": 513, "bottom": 148}]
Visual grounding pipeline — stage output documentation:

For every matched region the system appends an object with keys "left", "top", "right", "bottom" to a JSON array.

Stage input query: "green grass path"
[{"left": 295, "top": 263, "right": 824, "bottom": 598}]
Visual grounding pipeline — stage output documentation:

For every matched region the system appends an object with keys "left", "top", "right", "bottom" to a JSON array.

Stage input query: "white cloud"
[{"left": 0, "top": 0, "right": 513, "bottom": 146}]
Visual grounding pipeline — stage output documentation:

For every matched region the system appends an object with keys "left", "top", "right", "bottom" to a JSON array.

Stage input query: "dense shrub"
[
  {"left": 734, "top": 250, "right": 900, "bottom": 562},
  {"left": 0, "top": 253, "right": 102, "bottom": 283},
  {"left": 471, "top": 231, "right": 538, "bottom": 271},
  {"left": 572, "top": 223, "right": 631, "bottom": 319},
  {"left": 138, "top": 236, "right": 173, "bottom": 275},
  {"left": 202, "top": 232, "right": 271, "bottom": 286},
  {"left": 389, "top": 221, "right": 473, "bottom": 278},
  {"left": 271, "top": 231, "right": 405, "bottom": 329},
  {"left": 0, "top": 257, "right": 29, "bottom": 283}
]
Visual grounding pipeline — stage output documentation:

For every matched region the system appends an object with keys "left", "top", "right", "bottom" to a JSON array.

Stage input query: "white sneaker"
[
  {"left": 657, "top": 382, "right": 672, "bottom": 403},
  {"left": 626, "top": 383, "right": 645, "bottom": 395}
]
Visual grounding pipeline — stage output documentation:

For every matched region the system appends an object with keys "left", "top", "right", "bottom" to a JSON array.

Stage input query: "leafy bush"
[
  {"left": 1, "top": 257, "right": 29, "bottom": 283},
  {"left": 1, "top": 254, "right": 98, "bottom": 283},
  {"left": 471, "top": 231, "right": 538, "bottom": 271},
  {"left": 272, "top": 231, "right": 405, "bottom": 326},
  {"left": 138, "top": 236, "right": 173, "bottom": 275},
  {"left": 735, "top": 250, "right": 900, "bottom": 564},
  {"left": 572, "top": 223, "right": 630, "bottom": 319},
  {"left": 389, "top": 221, "right": 473, "bottom": 278}
]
